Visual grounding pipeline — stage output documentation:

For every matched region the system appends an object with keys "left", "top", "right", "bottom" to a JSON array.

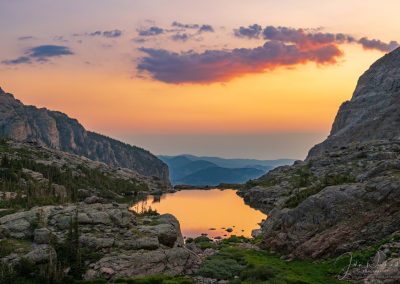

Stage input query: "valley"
[{"left": 2, "top": 47, "right": 400, "bottom": 283}]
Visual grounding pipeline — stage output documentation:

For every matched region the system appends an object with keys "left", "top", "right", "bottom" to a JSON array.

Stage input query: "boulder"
[
  {"left": 0, "top": 203, "right": 196, "bottom": 280},
  {"left": 34, "top": 228, "right": 52, "bottom": 244}
]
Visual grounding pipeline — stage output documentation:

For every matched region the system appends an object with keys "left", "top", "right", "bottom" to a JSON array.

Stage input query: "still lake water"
[{"left": 131, "top": 189, "right": 267, "bottom": 239}]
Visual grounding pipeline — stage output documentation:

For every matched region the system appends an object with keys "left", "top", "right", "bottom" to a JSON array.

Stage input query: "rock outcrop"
[
  {"left": 239, "top": 141, "right": 400, "bottom": 259},
  {"left": 308, "top": 47, "right": 400, "bottom": 158},
  {"left": 238, "top": 48, "right": 400, "bottom": 263},
  {"left": 0, "top": 139, "right": 168, "bottom": 203},
  {"left": 0, "top": 203, "right": 198, "bottom": 280},
  {"left": 0, "top": 88, "right": 170, "bottom": 187}
]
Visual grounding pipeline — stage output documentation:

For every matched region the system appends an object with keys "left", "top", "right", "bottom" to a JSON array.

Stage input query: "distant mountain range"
[{"left": 159, "top": 154, "right": 295, "bottom": 186}]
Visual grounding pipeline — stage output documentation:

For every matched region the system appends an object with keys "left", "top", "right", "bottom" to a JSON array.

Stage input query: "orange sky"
[{"left": 1, "top": 0, "right": 399, "bottom": 159}]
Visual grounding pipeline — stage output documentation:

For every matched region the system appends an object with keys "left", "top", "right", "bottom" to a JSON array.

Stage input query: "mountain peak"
[{"left": 308, "top": 47, "right": 400, "bottom": 158}]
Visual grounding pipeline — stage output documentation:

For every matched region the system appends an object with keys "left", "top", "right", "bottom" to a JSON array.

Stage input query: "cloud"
[
  {"left": 170, "top": 33, "right": 191, "bottom": 42},
  {"left": 171, "top": 21, "right": 199, "bottom": 29},
  {"left": 138, "top": 26, "right": 164, "bottom": 36},
  {"left": 262, "top": 26, "right": 355, "bottom": 48},
  {"left": 89, "top": 29, "right": 122, "bottom": 38},
  {"left": 28, "top": 45, "right": 73, "bottom": 61},
  {"left": 137, "top": 41, "right": 342, "bottom": 84},
  {"left": 2, "top": 45, "right": 73, "bottom": 65},
  {"left": 199, "top": 25, "right": 214, "bottom": 33},
  {"left": 171, "top": 22, "right": 214, "bottom": 33},
  {"left": 234, "top": 24, "right": 263, "bottom": 39},
  {"left": 358, "top": 37, "right": 399, "bottom": 52},
  {"left": 102, "top": 30, "right": 122, "bottom": 38},
  {"left": 240, "top": 25, "right": 398, "bottom": 53},
  {"left": 18, "top": 36, "right": 36, "bottom": 41},
  {"left": 2, "top": 56, "right": 32, "bottom": 65},
  {"left": 136, "top": 23, "right": 398, "bottom": 84}
]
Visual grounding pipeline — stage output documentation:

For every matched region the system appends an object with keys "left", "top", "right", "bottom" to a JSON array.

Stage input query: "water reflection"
[{"left": 131, "top": 189, "right": 267, "bottom": 239}]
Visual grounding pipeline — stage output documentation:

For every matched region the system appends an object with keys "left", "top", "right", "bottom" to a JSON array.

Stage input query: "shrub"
[
  {"left": 197, "top": 257, "right": 244, "bottom": 280},
  {"left": 193, "top": 236, "right": 212, "bottom": 244},
  {"left": 221, "top": 235, "right": 248, "bottom": 245},
  {"left": 114, "top": 275, "right": 193, "bottom": 283},
  {"left": 240, "top": 264, "right": 276, "bottom": 281}
]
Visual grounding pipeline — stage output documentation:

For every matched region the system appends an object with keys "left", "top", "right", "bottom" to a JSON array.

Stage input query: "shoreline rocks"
[{"left": 0, "top": 202, "right": 199, "bottom": 280}]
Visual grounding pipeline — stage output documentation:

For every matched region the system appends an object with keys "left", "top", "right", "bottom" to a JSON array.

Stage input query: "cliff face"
[
  {"left": 0, "top": 88, "right": 170, "bottom": 188},
  {"left": 308, "top": 47, "right": 400, "bottom": 158},
  {"left": 238, "top": 48, "right": 400, "bottom": 265}
]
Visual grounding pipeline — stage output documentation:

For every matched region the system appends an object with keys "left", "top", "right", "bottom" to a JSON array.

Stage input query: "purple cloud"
[
  {"left": 262, "top": 26, "right": 355, "bottom": 48},
  {"left": 199, "top": 25, "right": 214, "bottom": 33},
  {"left": 358, "top": 37, "right": 399, "bottom": 52},
  {"left": 171, "top": 22, "right": 214, "bottom": 33},
  {"left": 243, "top": 25, "right": 398, "bottom": 53},
  {"left": 2, "top": 56, "right": 32, "bottom": 65},
  {"left": 171, "top": 21, "right": 199, "bottom": 29},
  {"left": 2, "top": 45, "right": 73, "bottom": 65},
  {"left": 234, "top": 24, "right": 263, "bottom": 39},
  {"left": 18, "top": 36, "right": 36, "bottom": 41},
  {"left": 170, "top": 33, "right": 191, "bottom": 42},
  {"left": 138, "top": 26, "right": 164, "bottom": 36},
  {"left": 89, "top": 29, "right": 122, "bottom": 38},
  {"left": 137, "top": 41, "right": 342, "bottom": 84}
]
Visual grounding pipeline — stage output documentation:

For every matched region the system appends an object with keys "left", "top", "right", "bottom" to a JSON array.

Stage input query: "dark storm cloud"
[
  {"left": 137, "top": 41, "right": 342, "bottom": 84},
  {"left": 358, "top": 37, "right": 399, "bottom": 52},
  {"left": 138, "top": 26, "right": 164, "bottom": 36},
  {"left": 234, "top": 24, "right": 263, "bottom": 39},
  {"left": 2, "top": 45, "right": 73, "bottom": 65}
]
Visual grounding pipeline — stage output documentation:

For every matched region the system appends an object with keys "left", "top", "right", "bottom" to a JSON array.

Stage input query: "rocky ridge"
[
  {"left": 0, "top": 88, "right": 170, "bottom": 187},
  {"left": 308, "top": 47, "right": 400, "bottom": 158},
  {"left": 238, "top": 48, "right": 400, "bottom": 266}
]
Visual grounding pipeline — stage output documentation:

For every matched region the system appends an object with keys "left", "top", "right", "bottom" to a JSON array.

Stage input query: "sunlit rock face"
[
  {"left": 0, "top": 88, "right": 170, "bottom": 187},
  {"left": 239, "top": 48, "right": 400, "bottom": 261},
  {"left": 308, "top": 47, "right": 400, "bottom": 158}
]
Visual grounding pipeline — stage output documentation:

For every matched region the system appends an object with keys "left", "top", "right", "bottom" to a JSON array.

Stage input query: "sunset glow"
[{"left": 1, "top": 0, "right": 399, "bottom": 159}]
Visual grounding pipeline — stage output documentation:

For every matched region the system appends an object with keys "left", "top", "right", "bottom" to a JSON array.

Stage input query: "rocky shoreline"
[{"left": 0, "top": 200, "right": 200, "bottom": 281}]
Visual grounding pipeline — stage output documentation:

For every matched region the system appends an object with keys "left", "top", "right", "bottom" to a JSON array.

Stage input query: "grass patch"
[
  {"left": 285, "top": 172, "right": 356, "bottom": 209},
  {"left": 114, "top": 275, "right": 193, "bottom": 284},
  {"left": 193, "top": 236, "right": 217, "bottom": 250},
  {"left": 198, "top": 246, "right": 352, "bottom": 283},
  {"left": 0, "top": 239, "right": 31, "bottom": 258},
  {"left": 245, "top": 177, "right": 276, "bottom": 189},
  {"left": 0, "top": 208, "right": 18, "bottom": 217}
]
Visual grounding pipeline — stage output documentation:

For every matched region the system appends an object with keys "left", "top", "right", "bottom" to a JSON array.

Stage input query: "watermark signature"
[{"left": 335, "top": 252, "right": 400, "bottom": 281}]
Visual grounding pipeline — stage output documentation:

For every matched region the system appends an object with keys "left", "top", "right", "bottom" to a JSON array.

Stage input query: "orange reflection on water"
[{"left": 132, "top": 189, "right": 267, "bottom": 239}]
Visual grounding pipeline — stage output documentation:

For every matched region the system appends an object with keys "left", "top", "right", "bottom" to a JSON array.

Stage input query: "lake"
[{"left": 131, "top": 189, "right": 267, "bottom": 239}]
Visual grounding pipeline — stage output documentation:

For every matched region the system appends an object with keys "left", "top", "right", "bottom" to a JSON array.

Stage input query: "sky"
[{"left": 1, "top": 0, "right": 399, "bottom": 159}]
